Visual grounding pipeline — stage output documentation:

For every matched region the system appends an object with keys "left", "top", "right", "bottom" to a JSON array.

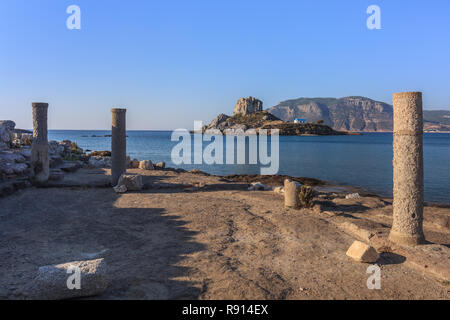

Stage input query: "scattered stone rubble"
[
  {"left": 139, "top": 160, "right": 154, "bottom": 170},
  {"left": 1, "top": 119, "right": 170, "bottom": 197},
  {"left": 345, "top": 193, "right": 361, "bottom": 199},
  {"left": 248, "top": 182, "right": 272, "bottom": 191}
]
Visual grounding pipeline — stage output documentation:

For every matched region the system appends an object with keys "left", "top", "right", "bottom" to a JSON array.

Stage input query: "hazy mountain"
[
  {"left": 267, "top": 96, "right": 393, "bottom": 132},
  {"left": 423, "top": 110, "right": 450, "bottom": 132},
  {"left": 267, "top": 96, "right": 450, "bottom": 132}
]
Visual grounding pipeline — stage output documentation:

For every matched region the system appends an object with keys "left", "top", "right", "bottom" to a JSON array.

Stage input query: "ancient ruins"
[
  {"left": 111, "top": 108, "right": 127, "bottom": 186},
  {"left": 390, "top": 92, "right": 425, "bottom": 246},
  {"left": 30, "top": 103, "right": 49, "bottom": 183}
]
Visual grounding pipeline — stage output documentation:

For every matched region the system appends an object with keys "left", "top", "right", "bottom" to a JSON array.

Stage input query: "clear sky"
[{"left": 1, "top": 0, "right": 449, "bottom": 130}]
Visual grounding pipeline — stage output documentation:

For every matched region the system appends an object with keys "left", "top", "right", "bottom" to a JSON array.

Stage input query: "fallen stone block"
[
  {"left": 88, "top": 156, "right": 111, "bottom": 168},
  {"left": 139, "top": 160, "right": 154, "bottom": 170},
  {"left": 248, "top": 182, "right": 266, "bottom": 191},
  {"left": 273, "top": 186, "right": 284, "bottom": 194},
  {"left": 116, "top": 173, "right": 143, "bottom": 191},
  {"left": 25, "top": 259, "right": 108, "bottom": 300},
  {"left": 130, "top": 158, "right": 140, "bottom": 169},
  {"left": 155, "top": 161, "right": 166, "bottom": 169},
  {"left": 113, "top": 184, "right": 127, "bottom": 194},
  {"left": 346, "top": 241, "right": 379, "bottom": 263},
  {"left": 60, "top": 161, "right": 82, "bottom": 173}
]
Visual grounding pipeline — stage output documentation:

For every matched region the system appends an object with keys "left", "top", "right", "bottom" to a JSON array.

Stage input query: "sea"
[{"left": 48, "top": 130, "right": 450, "bottom": 204}]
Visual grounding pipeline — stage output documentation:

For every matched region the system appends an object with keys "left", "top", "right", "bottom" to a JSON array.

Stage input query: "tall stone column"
[
  {"left": 111, "top": 108, "right": 127, "bottom": 186},
  {"left": 389, "top": 92, "right": 425, "bottom": 246},
  {"left": 31, "top": 103, "right": 49, "bottom": 183}
]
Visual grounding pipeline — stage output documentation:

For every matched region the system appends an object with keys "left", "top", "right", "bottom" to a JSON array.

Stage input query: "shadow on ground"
[{"left": 0, "top": 185, "right": 206, "bottom": 299}]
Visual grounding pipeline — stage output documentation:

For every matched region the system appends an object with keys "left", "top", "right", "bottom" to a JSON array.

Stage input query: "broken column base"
[
  {"left": 389, "top": 230, "right": 425, "bottom": 247},
  {"left": 31, "top": 143, "right": 49, "bottom": 183},
  {"left": 284, "top": 179, "right": 300, "bottom": 209}
]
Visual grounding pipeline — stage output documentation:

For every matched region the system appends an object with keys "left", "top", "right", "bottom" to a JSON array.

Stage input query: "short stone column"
[
  {"left": 284, "top": 179, "right": 300, "bottom": 209},
  {"left": 389, "top": 92, "right": 425, "bottom": 246},
  {"left": 111, "top": 108, "right": 127, "bottom": 186},
  {"left": 31, "top": 103, "right": 49, "bottom": 183}
]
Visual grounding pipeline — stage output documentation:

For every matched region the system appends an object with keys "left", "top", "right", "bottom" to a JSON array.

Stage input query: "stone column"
[
  {"left": 31, "top": 103, "right": 49, "bottom": 183},
  {"left": 389, "top": 92, "right": 425, "bottom": 246},
  {"left": 111, "top": 108, "right": 127, "bottom": 186},
  {"left": 284, "top": 179, "right": 300, "bottom": 209}
]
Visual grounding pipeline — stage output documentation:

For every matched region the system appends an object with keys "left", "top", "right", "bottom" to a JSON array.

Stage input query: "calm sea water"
[{"left": 48, "top": 130, "right": 450, "bottom": 203}]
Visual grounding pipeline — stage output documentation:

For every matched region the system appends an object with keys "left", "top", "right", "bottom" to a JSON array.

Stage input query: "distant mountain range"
[{"left": 267, "top": 96, "right": 450, "bottom": 132}]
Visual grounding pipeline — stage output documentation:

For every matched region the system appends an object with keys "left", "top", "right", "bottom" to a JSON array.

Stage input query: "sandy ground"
[{"left": 0, "top": 168, "right": 448, "bottom": 300}]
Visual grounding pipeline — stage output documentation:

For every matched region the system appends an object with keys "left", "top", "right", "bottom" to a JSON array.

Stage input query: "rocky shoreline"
[{"left": 0, "top": 119, "right": 357, "bottom": 199}]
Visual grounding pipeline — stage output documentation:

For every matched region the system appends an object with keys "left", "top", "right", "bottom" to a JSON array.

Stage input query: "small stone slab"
[
  {"left": 25, "top": 258, "right": 108, "bottom": 300},
  {"left": 346, "top": 241, "right": 379, "bottom": 263},
  {"left": 59, "top": 161, "right": 82, "bottom": 173}
]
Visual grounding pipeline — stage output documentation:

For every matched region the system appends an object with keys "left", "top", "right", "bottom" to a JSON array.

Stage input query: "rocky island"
[{"left": 201, "top": 97, "right": 352, "bottom": 136}]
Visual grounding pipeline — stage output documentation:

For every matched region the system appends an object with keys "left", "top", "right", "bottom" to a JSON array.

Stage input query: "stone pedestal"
[
  {"left": 111, "top": 108, "right": 127, "bottom": 186},
  {"left": 31, "top": 103, "right": 49, "bottom": 183},
  {"left": 284, "top": 179, "right": 300, "bottom": 209},
  {"left": 389, "top": 92, "right": 425, "bottom": 246}
]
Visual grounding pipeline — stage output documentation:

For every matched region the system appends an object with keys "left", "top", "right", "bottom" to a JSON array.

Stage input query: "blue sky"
[{"left": 0, "top": 0, "right": 449, "bottom": 130}]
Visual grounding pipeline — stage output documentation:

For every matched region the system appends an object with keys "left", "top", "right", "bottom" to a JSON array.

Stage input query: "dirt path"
[{"left": 0, "top": 169, "right": 448, "bottom": 299}]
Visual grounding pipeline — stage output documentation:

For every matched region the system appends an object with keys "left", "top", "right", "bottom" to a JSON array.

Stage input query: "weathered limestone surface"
[
  {"left": 390, "top": 92, "right": 425, "bottom": 246},
  {"left": 207, "top": 113, "right": 230, "bottom": 130},
  {"left": 0, "top": 120, "right": 15, "bottom": 150},
  {"left": 26, "top": 259, "right": 108, "bottom": 300},
  {"left": 233, "top": 97, "right": 263, "bottom": 115},
  {"left": 117, "top": 173, "right": 143, "bottom": 191},
  {"left": 346, "top": 241, "right": 379, "bottom": 263},
  {"left": 113, "top": 184, "right": 127, "bottom": 194},
  {"left": 139, "top": 160, "right": 154, "bottom": 170},
  {"left": 130, "top": 158, "right": 140, "bottom": 169},
  {"left": 111, "top": 108, "right": 127, "bottom": 186},
  {"left": 155, "top": 161, "right": 166, "bottom": 169},
  {"left": 284, "top": 179, "right": 300, "bottom": 209},
  {"left": 31, "top": 103, "right": 49, "bottom": 183}
]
